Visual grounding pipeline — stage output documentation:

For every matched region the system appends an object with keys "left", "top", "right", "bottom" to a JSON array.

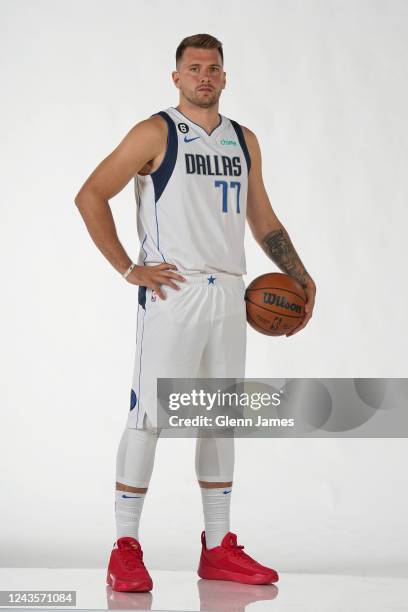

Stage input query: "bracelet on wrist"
[{"left": 122, "top": 262, "right": 137, "bottom": 279}]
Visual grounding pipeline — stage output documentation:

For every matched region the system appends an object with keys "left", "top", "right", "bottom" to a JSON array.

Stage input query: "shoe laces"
[
  {"left": 118, "top": 543, "right": 145, "bottom": 570},
  {"left": 224, "top": 534, "right": 255, "bottom": 564},
  {"left": 231, "top": 544, "right": 255, "bottom": 563},
  {"left": 230, "top": 544, "right": 247, "bottom": 558}
]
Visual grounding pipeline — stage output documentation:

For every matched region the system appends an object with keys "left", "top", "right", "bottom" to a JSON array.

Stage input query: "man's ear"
[{"left": 172, "top": 70, "right": 180, "bottom": 90}]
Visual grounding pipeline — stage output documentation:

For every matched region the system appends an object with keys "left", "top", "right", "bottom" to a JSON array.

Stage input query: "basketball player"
[{"left": 75, "top": 34, "right": 316, "bottom": 592}]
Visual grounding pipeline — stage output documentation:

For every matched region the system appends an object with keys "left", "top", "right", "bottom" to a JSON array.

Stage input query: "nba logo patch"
[{"left": 151, "top": 290, "right": 157, "bottom": 302}]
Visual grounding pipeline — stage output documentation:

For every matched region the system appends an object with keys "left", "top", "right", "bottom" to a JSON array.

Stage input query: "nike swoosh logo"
[
  {"left": 184, "top": 135, "right": 200, "bottom": 143},
  {"left": 122, "top": 494, "right": 141, "bottom": 498},
  {"left": 223, "top": 490, "right": 232, "bottom": 494}
]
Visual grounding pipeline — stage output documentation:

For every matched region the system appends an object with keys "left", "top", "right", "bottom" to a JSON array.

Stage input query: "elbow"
[
  {"left": 74, "top": 190, "right": 84, "bottom": 208},
  {"left": 74, "top": 187, "right": 92, "bottom": 210},
  {"left": 248, "top": 217, "right": 283, "bottom": 246}
]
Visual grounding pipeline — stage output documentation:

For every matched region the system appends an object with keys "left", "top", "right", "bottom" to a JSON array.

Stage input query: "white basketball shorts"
[{"left": 126, "top": 273, "right": 247, "bottom": 429}]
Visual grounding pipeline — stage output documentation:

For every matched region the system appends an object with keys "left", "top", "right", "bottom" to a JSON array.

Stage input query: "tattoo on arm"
[{"left": 262, "top": 228, "right": 309, "bottom": 288}]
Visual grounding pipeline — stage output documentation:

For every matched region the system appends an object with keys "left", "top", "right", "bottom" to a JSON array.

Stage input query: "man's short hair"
[{"left": 176, "top": 33, "right": 224, "bottom": 67}]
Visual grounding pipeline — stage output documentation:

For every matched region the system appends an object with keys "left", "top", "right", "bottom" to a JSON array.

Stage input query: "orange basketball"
[{"left": 245, "top": 273, "right": 306, "bottom": 336}]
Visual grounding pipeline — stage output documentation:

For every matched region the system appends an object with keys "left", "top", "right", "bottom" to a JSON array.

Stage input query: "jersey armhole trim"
[
  {"left": 230, "top": 119, "right": 251, "bottom": 174},
  {"left": 149, "top": 111, "right": 178, "bottom": 202}
]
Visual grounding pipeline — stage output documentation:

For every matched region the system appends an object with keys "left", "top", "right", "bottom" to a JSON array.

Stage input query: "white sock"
[
  {"left": 200, "top": 486, "right": 232, "bottom": 549},
  {"left": 115, "top": 423, "right": 159, "bottom": 544},
  {"left": 115, "top": 490, "right": 146, "bottom": 542}
]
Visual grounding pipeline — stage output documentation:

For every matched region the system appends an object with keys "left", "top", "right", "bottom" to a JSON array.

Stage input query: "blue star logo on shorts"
[{"left": 208, "top": 276, "right": 216, "bottom": 284}]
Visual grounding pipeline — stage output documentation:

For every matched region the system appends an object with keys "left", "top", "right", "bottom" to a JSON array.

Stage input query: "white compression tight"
[
  {"left": 116, "top": 427, "right": 235, "bottom": 488},
  {"left": 116, "top": 425, "right": 160, "bottom": 489},
  {"left": 195, "top": 433, "right": 234, "bottom": 483}
]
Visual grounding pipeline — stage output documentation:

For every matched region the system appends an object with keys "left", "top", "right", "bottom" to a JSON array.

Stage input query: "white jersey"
[{"left": 134, "top": 106, "right": 251, "bottom": 276}]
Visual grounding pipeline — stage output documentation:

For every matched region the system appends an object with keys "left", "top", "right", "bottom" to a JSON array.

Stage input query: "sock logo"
[
  {"left": 223, "top": 489, "right": 232, "bottom": 494},
  {"left": 122, "top": 494, "right": 141, "bottom": 499}
]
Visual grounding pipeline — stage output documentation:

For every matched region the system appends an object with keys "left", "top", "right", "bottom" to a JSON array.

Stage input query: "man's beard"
[{"left": 183, "top": 88, "right": 221, "bottom": 109}]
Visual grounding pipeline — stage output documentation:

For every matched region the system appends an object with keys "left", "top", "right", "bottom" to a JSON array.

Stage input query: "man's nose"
[{"left": 200, "top": 68, "right": 212, "bottom": 80}]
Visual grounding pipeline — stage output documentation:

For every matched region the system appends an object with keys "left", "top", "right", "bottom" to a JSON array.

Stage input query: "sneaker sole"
[
  {"left": 198, "top": 565, "right": 279, "bottom": 585},
  {"left": 106, "top": 572, "right": 153, "bottom": 592}
]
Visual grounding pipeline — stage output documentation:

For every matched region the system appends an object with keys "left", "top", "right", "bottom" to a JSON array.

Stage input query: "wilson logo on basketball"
[
  {"left": 245, "top": 273, "right": 306, "bottom": 336},
  {"left": 263, "top": 292, "right": 302, "bottom": 314}
]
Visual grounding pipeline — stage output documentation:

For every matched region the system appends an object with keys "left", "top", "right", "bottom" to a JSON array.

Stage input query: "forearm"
[
  {"left": 75, "top": 191, "right": 132, "bottom": 275},
  {"left": 259, "top": 223, "right": 313, "bottom": 290}
]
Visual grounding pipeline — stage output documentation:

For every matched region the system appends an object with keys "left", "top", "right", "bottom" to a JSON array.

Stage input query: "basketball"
[{"left": 245, "top": 273, "right": 307, "bottom": 336}]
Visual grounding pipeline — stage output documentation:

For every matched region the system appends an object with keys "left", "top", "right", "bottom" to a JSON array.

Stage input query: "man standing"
[{"left": 75, "top": 33, "right": 316, "bottom": 592}]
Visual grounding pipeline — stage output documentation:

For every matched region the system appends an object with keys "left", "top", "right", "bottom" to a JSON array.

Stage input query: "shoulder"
[
  {"left": 116, "top": 114, "right": 169, "bottom": 167},
  {"left": 240, "top": 125, "right": 263, "bottom": 168},
  {"left": 240, "top": 125, "right": 260, "bottom": 154},
  {"left": 106, "top": 114, "right": 169, "bottom": 177},
  {"left": 127, "top": 113, "right": 168, "bottom": 143},
  {"left": 230, "top": 123, "right": 262, "bottom": 172}
]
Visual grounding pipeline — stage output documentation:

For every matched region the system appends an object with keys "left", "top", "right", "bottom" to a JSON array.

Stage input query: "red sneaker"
[
  {"left": 198, "top": 531, "right": 279, "bottom": 585},
  {"left": 106, "top": 536, "right": 153, "bottom": 592}
]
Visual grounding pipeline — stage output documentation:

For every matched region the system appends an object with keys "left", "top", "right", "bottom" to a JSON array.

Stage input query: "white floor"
[{"left": 0, "top": 569, "right": 407, "bottom": 611}]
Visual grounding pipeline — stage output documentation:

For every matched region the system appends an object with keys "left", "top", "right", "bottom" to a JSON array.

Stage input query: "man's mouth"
[{"left": 198, "top": 87, "right": 213, "bottom": 92}]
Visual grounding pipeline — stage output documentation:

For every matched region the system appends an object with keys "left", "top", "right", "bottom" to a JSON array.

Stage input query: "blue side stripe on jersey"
[
  {"left": 141, "top": 233, "right": 148, "bottom": 262},
  {"left": 230, "top": 119, "right": 251, "bottom": 174},
  {"left": 149, "top": 110, "right": 178, "bottom": 263},
  {"left": 135, "top": 175, "right": 141, "bottom": 207},
  {"left": 154, "top": 200, "right": 166, "bottom": 262}
]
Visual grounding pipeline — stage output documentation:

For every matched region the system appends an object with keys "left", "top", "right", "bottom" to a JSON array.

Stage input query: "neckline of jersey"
[{"left": 171, "top": 106, "right": 224, "bottom": 138}]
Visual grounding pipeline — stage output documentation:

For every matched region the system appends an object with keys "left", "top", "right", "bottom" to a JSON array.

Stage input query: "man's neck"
[{"left": 175, "top": 101, "right": 221, "bottom": 134}]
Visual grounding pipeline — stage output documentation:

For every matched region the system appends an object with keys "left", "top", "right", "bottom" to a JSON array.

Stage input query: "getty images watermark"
[
  {"left": 166, "top": 387, "right": 289, "bottom": 428},
  {"left": 156, "top": 378, "right": 408, "bottom": 438}
]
